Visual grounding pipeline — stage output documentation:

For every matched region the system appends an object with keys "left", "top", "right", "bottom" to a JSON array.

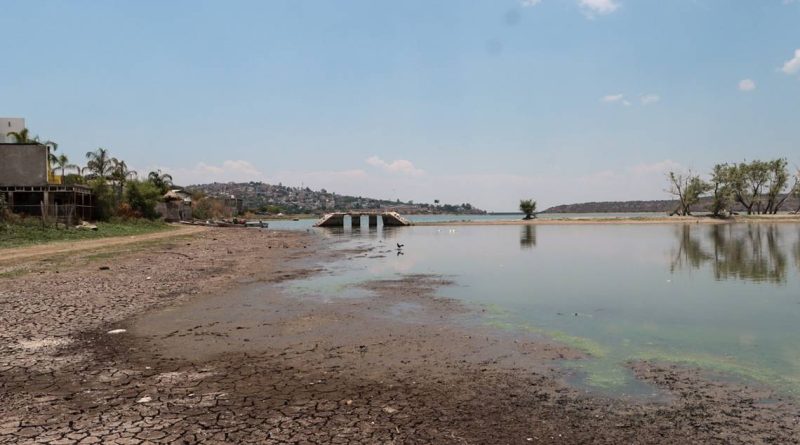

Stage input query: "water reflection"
[
  {"left": 520, "top": 225, "right": 537, "bottom": 249},
  {"left": 671, "top": 224, "right": 789, "bottom": 283}
]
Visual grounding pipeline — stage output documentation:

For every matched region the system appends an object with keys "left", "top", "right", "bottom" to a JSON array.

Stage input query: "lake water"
[
  {"left": 263, "top": 212, "right": 664, "bottom": 230},
  {"left": 285, "top": 222, "right": 800, "bottom": 398}
]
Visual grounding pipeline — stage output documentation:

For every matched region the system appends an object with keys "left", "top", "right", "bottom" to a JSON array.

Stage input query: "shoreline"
[{"left": 1, "top": 229, "right": 798, "bottom": 443}]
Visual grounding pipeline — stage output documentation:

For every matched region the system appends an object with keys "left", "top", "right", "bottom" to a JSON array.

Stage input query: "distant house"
[
  {"left": 156, "top": 189, "right": 193, "bottom": 222},
  {"left": 0, "top": 118, "right": 93, "bottom": 221}
]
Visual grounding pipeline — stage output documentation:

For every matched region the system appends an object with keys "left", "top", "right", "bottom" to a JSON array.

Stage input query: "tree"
[
  {"left": 763, "top": 158, "right": 793, "bottom": 214},
  {"left": 519, "top": 199, "right": 537, "bottom": 220},
  {"left": 85, "top": 147, "right": 114, "bottom": 179},
  {"left": 667, "top": 171, "right": 709, "bottom": 216},
  {"left": 6, "top": 128, "right": 38, "bottom": 143},
  {"left": 51, "top": 154, "right": 79, "bottom": 179},
  {"left": 147, "top": 170, "right": 174, "bottom": 194},
  {"left": 716, "top": 159, "right": 793, "bottom": 215},
  {"left": 125, "top": 180, "right": 162, "bottom": 219},
  {"left": 110, "top": 158, "right": 137, "bottom": 203},
  {"left": 726, "top": 161, "right": 771, "bottom": 215},
  {"left": 89, "top": 179, "right": 116, "bottom": 221},
  {"left": 708, "top": 164, "right": 734, "bottom": 217}
]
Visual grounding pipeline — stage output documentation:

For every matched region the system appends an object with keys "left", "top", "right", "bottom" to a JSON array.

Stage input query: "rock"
[
  {"left": 107, "top": 329, "right": 127, "bottom": 335},
  {"left": 136, "top": 396, "right": 152, "bottom": 403},
  {"left": 382, "top": 406, "right": 398, "bottom": 414}
]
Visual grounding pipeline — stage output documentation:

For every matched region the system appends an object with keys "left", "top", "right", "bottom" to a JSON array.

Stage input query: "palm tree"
[
  {"left": 110, "top": 158, "right": 137, "bottom": 202},
  {"left": 43, "top": 140, "right": 59, "bottom": 165},
  {"left": 51, "top": 154, "right": 79, "bottom": 179},
  {"left": 85, "top": 147, "right": 114, "bottom": 179},
  {"left": 519, "top": 199, "right": 537, "bottom": 220},
  {"left": 148, "top": 170, "right": 173, "bottom": 194},
  {"left": 6, "top": 128, "right": 39, "bottom": 144}
]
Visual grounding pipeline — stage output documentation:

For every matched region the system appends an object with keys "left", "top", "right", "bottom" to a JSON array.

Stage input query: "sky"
[{"left": 1, "top": 0, "right": 799, "bottom": 211}]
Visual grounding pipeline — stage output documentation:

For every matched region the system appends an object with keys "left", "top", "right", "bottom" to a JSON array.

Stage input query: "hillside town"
[{"left": 187, "top": 181, "right": 486, "bottom": 215}]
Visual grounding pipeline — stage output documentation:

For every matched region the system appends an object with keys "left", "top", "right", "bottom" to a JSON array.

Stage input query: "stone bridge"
[{"left": 314, "top": 211, "right": 412, "bottom": 228}]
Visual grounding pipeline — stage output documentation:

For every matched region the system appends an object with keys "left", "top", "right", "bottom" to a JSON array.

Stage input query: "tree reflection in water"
[
  {"left": 520, "top": 225, "right": 536, "bottom": 249},
  {"left": 671, "top": 224, "right": 791, "bottom": 283}
]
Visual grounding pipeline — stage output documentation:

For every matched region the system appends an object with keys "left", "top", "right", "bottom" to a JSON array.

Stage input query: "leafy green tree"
[
  {"left": 709, "top": 164, "right": 734, "bottom": 217},
  {"left": 716, "top": 159, "right": 793, "bottom": 215},
  {"left": 125, "top": 180, "right": 162, "bottom": 219},
  {"left": 85, "top": 147, "right": 114, "bottom": 179},
  {"left": 729, "top": 161, "right": 770, "bottom": 214},
  {"left": 519, "top": 199, "right": 537, "bottom": 220},
  {"left": 667, "top": 171, "right": 709, "bottom": 216},
  {"left": 147, "top": 170, "right": 174, "bottom": 194},
  {"left": 90, "top": 179, "right": 116, "bottom": 221},
  {"left": 764, "top": 158, "right": 792, "bottom": 214}
]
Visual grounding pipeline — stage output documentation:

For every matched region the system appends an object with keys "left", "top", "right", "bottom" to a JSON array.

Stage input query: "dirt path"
[{"left": 0, "top": 225, "right": 208, "bottom": 264}]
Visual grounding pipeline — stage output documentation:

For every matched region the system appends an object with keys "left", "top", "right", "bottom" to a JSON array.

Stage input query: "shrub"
[
  {"left": 90, "top": 179, "right": 116, "bottom": 221},
  {"left": 125, "top": 180, "right": 163, "bottom": 220}
]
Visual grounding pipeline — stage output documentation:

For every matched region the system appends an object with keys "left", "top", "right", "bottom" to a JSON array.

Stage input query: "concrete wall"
[
  {"left": 0, "top": 118, "right": 25, "bottom": 143},
  {"left": 0, "top": 144, "right": 49, "bottom": 186}
]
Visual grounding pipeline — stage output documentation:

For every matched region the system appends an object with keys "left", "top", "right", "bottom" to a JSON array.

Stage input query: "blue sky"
[{"left": 2, "top": 0, "right": 799, "bottom": 210}]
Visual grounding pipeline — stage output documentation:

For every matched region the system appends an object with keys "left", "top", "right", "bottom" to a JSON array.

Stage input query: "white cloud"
[
  {"left": 601, "top": 93, "right": 625, "bottom": 103},
  {"left": 781, "top": 49, "right": 800, "bottom": 75},
  {"left": 365, "top": 156, "right": 425, "bottom": 176},
  {"left": 640, "top": 93, "right": 660, "bottom": 105},
  {"left": 520, "top": 0, "right": 542, "bottom": 6},
  {"left": 738, "top": 78, "right": 756, "bottom": 92},
  {"left": 579, "top": 0, "right": 620, "bottom": 17}
]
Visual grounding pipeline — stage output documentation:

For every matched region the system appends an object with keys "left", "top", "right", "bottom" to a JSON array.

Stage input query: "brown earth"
[{"left": 1, "top": 228, "right": 799, "bottom": 444}]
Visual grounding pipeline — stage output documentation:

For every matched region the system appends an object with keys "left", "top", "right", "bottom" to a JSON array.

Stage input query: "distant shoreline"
[{"left": 415, "top": 214, "right": 800, "bottom": 226}]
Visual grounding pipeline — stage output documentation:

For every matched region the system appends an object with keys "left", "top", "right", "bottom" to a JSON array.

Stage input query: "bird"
[{"left": 396, "top": 243, "right": 404, "bottom": 249}]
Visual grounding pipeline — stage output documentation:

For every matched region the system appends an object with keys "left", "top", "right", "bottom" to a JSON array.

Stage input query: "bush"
[
  {"left": 125, "top": 180, "right": 163, "bottom": 220},
  {"left": 90, "top": 179, "right": 116, "bottom": 221}
]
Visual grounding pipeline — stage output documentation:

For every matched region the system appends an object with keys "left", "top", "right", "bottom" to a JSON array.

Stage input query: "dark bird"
[{"left": 396, "top": 243, "right": 404, "bottom": 249}]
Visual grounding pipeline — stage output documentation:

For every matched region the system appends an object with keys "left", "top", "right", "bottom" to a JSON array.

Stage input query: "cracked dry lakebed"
[{"left": 1, "top": 224, "right": 800, "bottom": 444}]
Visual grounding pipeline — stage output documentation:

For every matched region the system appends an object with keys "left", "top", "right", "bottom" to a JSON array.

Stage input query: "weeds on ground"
[{"left": 0, "top": 217, "right": 173, "bottom": 249}]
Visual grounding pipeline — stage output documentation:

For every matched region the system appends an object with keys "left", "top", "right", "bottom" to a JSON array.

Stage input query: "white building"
[{"left": 0, "top": 118, "right": 25, "bottom": 143}]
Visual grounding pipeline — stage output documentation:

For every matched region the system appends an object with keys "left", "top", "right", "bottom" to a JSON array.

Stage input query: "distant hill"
[
  {"left": 186, "top": 181, "right": 486, "bottom": 215},
  {"left": 544, "top": 195, "right": 800, "bottom": 214}
]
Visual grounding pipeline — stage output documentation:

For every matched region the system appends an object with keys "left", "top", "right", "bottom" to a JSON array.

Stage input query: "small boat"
[{"left": 245, "top": 221, "right": 269, "bottom": 228}]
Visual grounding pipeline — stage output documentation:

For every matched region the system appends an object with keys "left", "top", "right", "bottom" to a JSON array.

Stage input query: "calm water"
[
  {"left": 286, "top": 223, "right": 800, "bottom": 397},
  {"left": 263, "top": 212, "right": 664, "bottom": 230}
]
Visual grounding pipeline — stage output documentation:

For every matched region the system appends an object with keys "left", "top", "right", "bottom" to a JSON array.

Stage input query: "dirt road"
[{"left": 0, "top": 225, "right": 207, "bottom": 264}]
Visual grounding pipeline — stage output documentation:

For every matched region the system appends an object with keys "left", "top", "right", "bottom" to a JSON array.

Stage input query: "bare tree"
[{"left": 667, "top": 171, "right": 708, "bottom": 216}]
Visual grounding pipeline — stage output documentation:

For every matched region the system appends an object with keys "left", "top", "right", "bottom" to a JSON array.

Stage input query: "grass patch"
[
  {"left": 0, "top": 218, "right": 173, "bottom": 249},
  {"left": 0, "top": 267, "right": 30, "bottom": 279}
]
